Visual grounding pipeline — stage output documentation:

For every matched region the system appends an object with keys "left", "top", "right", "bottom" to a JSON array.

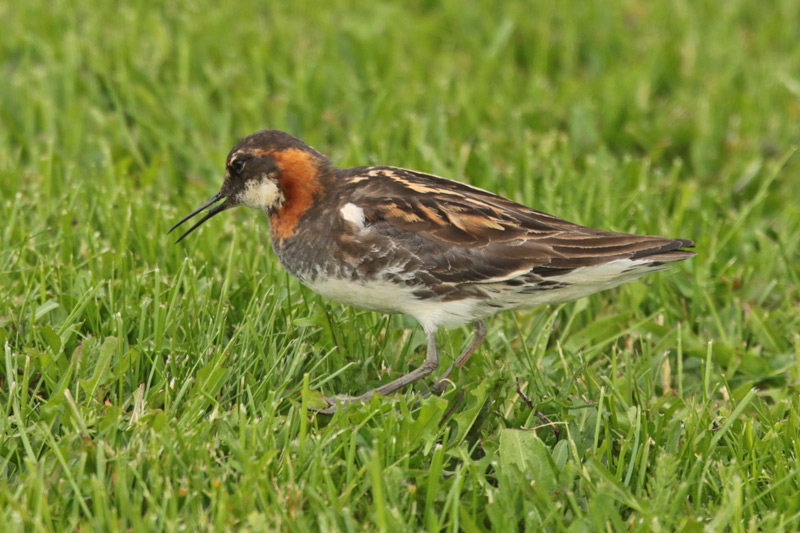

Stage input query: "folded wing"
[{"left": 345, "top": 167, "right": 694, "bottom": 286}]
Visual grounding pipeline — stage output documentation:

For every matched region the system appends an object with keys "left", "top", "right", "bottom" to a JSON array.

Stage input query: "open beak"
[{"left": 168, "top": 192, "right": 232, "bottom": 243}]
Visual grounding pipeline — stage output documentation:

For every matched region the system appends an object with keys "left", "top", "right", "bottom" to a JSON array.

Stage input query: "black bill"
[{"left": 168, "top": 192, "right": 230, "bottom": 243}]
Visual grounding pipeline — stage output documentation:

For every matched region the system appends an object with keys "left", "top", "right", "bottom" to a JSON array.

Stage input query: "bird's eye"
[{"left": 230, "top": 158, "right": 246, "bottom": 176}]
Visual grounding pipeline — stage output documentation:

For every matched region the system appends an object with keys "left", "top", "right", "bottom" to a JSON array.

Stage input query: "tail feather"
[{"left": 631, "top": 238, "right": 695, "bottom": 263}]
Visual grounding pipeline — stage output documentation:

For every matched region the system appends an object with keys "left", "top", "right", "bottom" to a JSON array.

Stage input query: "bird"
[{"left": 169, "top": 129, "right": 695, "bottom": 413}]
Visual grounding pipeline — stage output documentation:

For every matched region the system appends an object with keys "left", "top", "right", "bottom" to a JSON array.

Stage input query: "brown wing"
[{"left": 342, "top": 166, "right": 694, "bottom": 284}]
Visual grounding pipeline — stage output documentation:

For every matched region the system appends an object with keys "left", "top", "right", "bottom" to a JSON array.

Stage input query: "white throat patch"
[{"left": 237, "top": 179, "right": 285, "bottom": 212}]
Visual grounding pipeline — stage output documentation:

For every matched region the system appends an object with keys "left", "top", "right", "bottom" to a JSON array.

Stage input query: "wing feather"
[{"left": 339, "top": 166, "right": 694, "bottom": 285}]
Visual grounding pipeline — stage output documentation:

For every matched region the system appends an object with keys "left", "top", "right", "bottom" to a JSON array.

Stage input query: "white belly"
[
  {"left": 303, "top": 276, "right": 482, "bottom": 333},
  {"left": 302, "top": 258, "right": 667, "bottom": 333}
]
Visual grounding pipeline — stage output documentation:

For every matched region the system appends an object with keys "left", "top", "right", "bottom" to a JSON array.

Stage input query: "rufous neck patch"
[{"left": 269, "top": 148, "right": 323, "bottom": 241}]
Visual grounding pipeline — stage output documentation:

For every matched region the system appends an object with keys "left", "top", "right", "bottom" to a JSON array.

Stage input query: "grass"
[{"left": 1, "top": 0, "right": 800, "bottom": 530}]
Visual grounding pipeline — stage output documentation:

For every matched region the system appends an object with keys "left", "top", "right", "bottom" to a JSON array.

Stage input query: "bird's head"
[{"left": 169, "top": 130, "right": 329, "bottom": 242}]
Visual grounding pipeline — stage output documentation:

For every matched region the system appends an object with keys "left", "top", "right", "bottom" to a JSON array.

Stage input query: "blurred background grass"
[{"left": 1, "top": 0, "right": 799, "bottom": 530}]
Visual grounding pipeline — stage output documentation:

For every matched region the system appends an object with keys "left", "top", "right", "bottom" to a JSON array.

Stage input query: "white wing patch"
[{"left": 340, "top": 202, "right": 366, "bottom": 230}]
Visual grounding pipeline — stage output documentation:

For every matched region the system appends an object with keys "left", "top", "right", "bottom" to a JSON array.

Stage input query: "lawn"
[{"left": 2, "top": 0, "right": 800, "bottom": 530}]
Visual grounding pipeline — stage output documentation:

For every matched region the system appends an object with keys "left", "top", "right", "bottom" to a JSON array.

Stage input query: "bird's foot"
[
  {"left": 310, "top": 392, "right": 374, "bottom": 414},
  {"left": 430, "top": 378, "right": 454, "bottom": 394}
]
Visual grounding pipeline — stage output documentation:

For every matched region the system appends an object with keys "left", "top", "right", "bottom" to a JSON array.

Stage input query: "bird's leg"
[
  {"left": 431, "top": 320, "right": 487, "bottom": 393},
  {"left": 318, "top": 329, "right": 440, "bottom": 413}
]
